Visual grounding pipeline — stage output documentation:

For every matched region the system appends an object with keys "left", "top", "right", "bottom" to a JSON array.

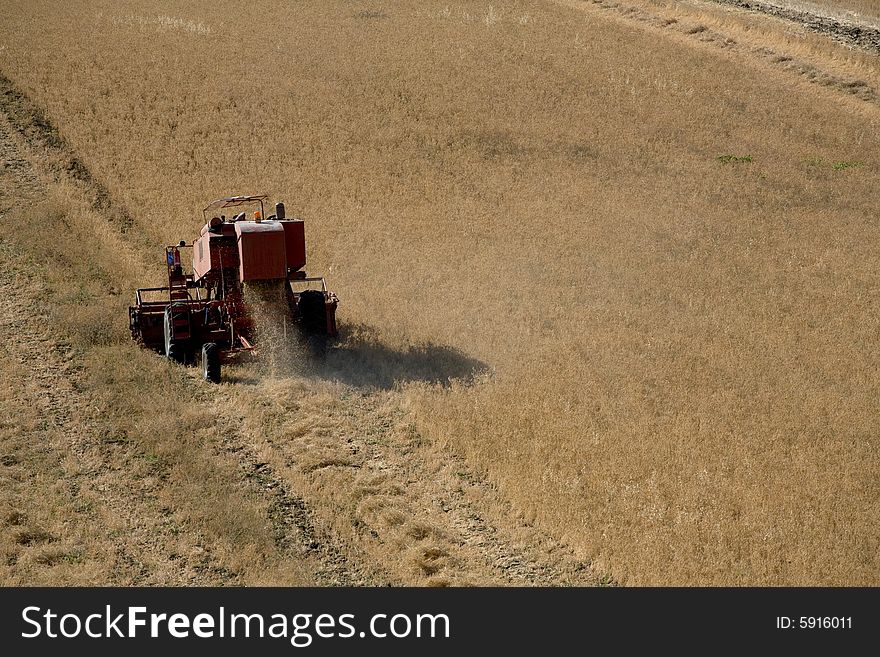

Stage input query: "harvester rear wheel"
[
  {"left": 202, "top": 343, "right": 221, "bottom": 383},
  {"left": 306, "top": 333, "right": 328, "bottom": 360},
  {"left": 164, "top": 307, "right": 186, "bottom": 364},
  {"left": 297, "top": 290, "right": 328, "bottom": 334},
  {"left": 166, "top": 343, "right": 185, "bottom": 364}
]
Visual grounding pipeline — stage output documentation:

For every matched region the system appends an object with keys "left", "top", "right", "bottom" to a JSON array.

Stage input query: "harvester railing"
[
  {"left": 289, "top": 277, "right": 328, "bottom": 293},
  {"left": 135, "top": 286, "right": 204, "bottom": 305}
]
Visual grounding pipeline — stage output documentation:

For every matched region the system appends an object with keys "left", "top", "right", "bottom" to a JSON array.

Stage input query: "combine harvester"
[{"left": 129, "top": 195, "right": 338, "bottom": 382}]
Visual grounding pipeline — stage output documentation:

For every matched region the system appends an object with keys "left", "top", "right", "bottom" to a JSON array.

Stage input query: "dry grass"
[{"left": 1, "top": 0, "right": 878, "bottom": 584}]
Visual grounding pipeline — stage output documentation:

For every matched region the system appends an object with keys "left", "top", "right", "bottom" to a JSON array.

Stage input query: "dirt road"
[{"left": 707, "top": 0, "right": 880, "bottom": 52}]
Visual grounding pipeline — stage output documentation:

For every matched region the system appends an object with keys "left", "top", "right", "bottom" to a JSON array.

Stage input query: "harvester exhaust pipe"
[{"left": 275, "top": 202, "right": 285, "bottom": 221}]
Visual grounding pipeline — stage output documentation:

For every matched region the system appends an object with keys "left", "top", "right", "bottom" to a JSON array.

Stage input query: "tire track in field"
[
  {"left": 216, "top": 374, "right": 604, "bottom": 586},
  {"left": 205, "top": 395, "right": 386, "bottom": 586},
  {"left": 707, "top": 0, "right": 880, "bottom": 53},
  {"left": 555, "top": 0, "right": 879, "bottom": 106},
  {"left": 0, "top": 114, "right": 234, "bottom": 584}
]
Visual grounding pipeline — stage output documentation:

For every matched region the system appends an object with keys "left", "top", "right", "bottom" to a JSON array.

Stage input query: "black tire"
[
  {"left": 306, "top": 333, "right": 328, "bottom": 360},
  {"left": 164, "top": 306, "right": 186, "bottom": 364},
  {"left": 298, "top": 290, "right": 327, "bottom": 334},
  {"left": 166, "top": 343, "right": 185, "bottom": 364},
  {"left": 202, "top": 342, "right": 221, "bottom": 383}
]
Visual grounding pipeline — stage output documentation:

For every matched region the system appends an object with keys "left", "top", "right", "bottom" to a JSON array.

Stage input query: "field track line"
[
  {"left": 704, "top": 0, "right": 880, "bottom": 53},
  {"left": 0, "top": 111, "right": 241, "bottom": 584},
  {"left": 552, "top": 0, "right": 880, "bottom": 107}
]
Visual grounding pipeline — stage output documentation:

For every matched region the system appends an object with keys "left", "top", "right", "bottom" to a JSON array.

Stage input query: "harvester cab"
[{"left": 128, "top": 195, "right": 338, "bottom": 382}]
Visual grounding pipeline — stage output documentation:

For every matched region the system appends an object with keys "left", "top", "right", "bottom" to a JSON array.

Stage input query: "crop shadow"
[{"left": 314, "top": 324, "right": 490, "bottom": 390}]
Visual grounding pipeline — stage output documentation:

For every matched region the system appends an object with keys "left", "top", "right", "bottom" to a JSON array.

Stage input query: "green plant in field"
[
  {"left": 597, "top": 572, "right": 617, "bottom": 587},
  {"left": 61, "top": 549, "right": 85, "bottom": 565},
  {"left": 717, "top": 154, "right": 753, "bottom": 164},
  {"left": 833, "top": 160, "right": 861, "bottom": 170}
]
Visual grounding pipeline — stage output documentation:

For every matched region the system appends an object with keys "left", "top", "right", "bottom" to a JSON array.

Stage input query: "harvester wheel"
[
  {"left": 298, "top": 290, "right": 328, "bottom": 334},
  {"left": 164, "top": 307, "right": 186, "bottom": 364},
  {"left": 202, "top": 343, "right": 221, "bottom": 383},
  {"left": 166, "top": 343, "right": 185, "bottom": 364},
  {"left": 306, "top": 333, "right": 328, "bottom": 360}
]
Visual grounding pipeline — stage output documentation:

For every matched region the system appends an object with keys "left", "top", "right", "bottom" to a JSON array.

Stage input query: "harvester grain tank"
[{"left": 128, "top": 195, "right": 338, "bottom": 382}]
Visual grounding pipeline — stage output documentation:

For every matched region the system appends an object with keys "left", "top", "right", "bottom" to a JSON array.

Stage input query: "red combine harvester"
[{"left": 128, "top": 195, "right": 338, "bottom": 382}]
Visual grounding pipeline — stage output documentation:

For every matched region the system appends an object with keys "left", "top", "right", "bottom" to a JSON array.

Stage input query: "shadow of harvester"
[{"left": 315, "top": 324, "right": 490, "bottom": 390}]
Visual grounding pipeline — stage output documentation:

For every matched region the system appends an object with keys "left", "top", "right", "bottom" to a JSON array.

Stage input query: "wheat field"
[{"left": 0, "top": 0, "right": 878, "bottom": 585}]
